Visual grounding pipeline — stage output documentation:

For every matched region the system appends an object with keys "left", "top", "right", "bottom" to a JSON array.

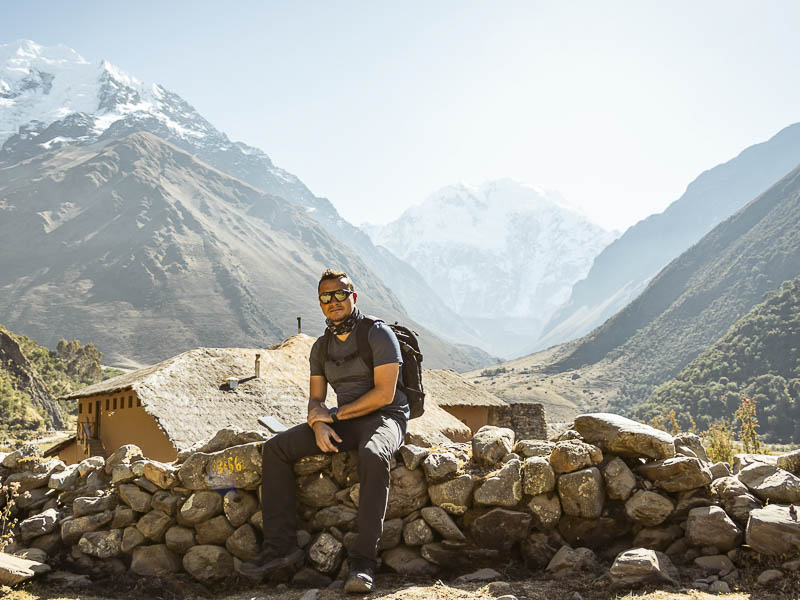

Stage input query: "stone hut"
[
  {"left": 424, "top": 369, "right": 507, "bottom": 434},
  {"left": 48, "top": 335, "right": 474, "bottom": 464}
]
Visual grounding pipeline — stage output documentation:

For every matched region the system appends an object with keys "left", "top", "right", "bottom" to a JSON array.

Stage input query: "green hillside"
[
  {"left": 0, "top": 325, "right": 111, "bottom": 441},
  {"left": 638, "top": 275, "right": 800, "bottom": 443},
  {"left": 548, "top": 163, "right": 800, "bottom": 415}
]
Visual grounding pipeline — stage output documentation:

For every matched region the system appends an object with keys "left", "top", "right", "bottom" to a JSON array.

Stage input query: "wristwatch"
[{"left": 329, "top": 407, "right": 340, "bottom": 423}]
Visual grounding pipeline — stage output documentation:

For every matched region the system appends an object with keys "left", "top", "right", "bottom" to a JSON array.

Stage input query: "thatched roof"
[
  {"left": 64, "top": 335, "right": 472, "bottom": 449},
  {"left": 424, "top": 369, "right": 506, "bottom": 408}
]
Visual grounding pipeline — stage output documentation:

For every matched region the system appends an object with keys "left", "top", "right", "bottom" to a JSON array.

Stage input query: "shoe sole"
[
  {"left": 344, "top": 576, "right": 374, "bottom": 593},
  {"left": 240, "top": 548, "right": 305, "bottom": 581}
]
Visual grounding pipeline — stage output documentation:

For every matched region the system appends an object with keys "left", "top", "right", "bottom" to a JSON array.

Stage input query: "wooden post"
[
  {"left": 297, "top": 316, "right": 302, "bottom": 334},
  {"left": 255, "top": 354, "right": 261, "bottom": 378}
]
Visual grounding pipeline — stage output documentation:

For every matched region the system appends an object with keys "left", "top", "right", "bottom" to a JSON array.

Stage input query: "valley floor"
[
  {"left": 4, "top": 572, "right": 792, "bottom": 600},
  {"left": 465, "top": 341, "right": 621, "bottom": 423}
]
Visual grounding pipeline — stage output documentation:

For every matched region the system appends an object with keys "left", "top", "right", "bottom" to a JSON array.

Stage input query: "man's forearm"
[
  {"left": 308, "top": 397, "right": 326, "bottom": 412},
  {"left": 337, "top": 387, "right": 392, "bottom": 420},
  {"left": 307, "top": 397, "right": 329, "bottom": 427}
]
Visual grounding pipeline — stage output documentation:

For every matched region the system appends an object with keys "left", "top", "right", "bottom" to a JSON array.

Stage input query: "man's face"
[{"left": 318, "top": 277, "right": 356, "bottom": 323}]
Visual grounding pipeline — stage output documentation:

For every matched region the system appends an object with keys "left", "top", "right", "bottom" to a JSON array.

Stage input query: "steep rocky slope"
[
  {"left": 0, "top": 40, "right": 481, "bottom": 353},
  {"left": 537, "top": 122, "right": 800, "bottom": 352},
  {"left": 0, "top": 132, "right": 489, "bottom": 370},
  {"left": 0, "top": 328, "right": 64, "bottom": 430}
]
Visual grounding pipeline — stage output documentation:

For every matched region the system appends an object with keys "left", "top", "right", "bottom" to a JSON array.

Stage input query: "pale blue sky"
[{"left": 3, "top": 1, "right": 800, "bottom": 230}]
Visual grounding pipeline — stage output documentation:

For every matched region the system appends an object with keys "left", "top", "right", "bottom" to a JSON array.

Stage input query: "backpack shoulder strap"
[
  {"left": 356, "top": 316, "right": 380, "bottom": 371},
  {"left": 319, "top": 328, "right": 332, "bottom": 365}
]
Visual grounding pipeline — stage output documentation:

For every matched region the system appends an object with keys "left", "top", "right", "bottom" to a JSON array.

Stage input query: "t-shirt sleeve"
[
  {"left": 309, "top": 337, "right": 326, "bottom": 377},
  {"left": 367, "top": 322, "right": 403, "bottom": 367}
]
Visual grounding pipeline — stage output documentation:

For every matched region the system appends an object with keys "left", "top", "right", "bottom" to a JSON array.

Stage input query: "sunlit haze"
[{"left": 3, "top": 1, "right": 800, "bottom": 231}]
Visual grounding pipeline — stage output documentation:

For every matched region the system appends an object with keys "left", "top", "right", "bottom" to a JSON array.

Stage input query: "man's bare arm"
[
  {"left": 308, "top": 375, "right": 343, "bottom": 452},
  {"left": 307, "top": 375, "right": 329, "bottom": 427}
]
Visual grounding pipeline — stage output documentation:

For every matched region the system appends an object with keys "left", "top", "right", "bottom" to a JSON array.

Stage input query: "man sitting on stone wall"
[{"left": 241, "top": 269, "right": 409, "bottom": 593}]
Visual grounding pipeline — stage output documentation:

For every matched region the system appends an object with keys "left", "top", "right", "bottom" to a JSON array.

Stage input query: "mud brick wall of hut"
[{"left": 488, "top": 402, "right": 547, "bottom": 441}]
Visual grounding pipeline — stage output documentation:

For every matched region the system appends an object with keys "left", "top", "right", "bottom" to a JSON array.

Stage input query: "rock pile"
[{"left": 1, "top": 414, "right": 799, "bottom": 591}]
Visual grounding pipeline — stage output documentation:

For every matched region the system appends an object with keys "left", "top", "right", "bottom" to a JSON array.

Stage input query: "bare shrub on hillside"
[{"left": 0, "top": 481, "right": 20, "bottom": 552}]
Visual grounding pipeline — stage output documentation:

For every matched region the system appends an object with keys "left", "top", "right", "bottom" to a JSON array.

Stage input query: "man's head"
[{"left": 318, "top": 269, "right": 357, "bottom": 323}]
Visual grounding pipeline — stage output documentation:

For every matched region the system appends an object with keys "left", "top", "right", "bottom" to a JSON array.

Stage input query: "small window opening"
[
  {"left": 128, "top": 396, "right": 133, "bottom": 408},
  {"left": 78, "top": 403, "right": 82, "bottom": 414},
  {"left": 113, "top": 397, "right": 117, "bottom": 409}
]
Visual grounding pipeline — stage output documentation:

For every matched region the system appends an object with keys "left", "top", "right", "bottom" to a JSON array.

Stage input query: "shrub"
[
  {"left": 735, "top": 395, "right": 762, "bottom": 453},
  {"left": 704, "top": 419, "right": 735, "bottom": 464}
]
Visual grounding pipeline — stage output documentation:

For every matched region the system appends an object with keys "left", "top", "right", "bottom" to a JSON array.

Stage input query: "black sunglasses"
[{"left": 319, "top": 289, "right": 355, "bottom": 304}]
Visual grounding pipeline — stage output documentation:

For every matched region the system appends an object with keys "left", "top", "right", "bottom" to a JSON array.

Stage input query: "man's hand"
[
  {"left": 307, "top": 404, "right": 333, "bottom": 428},
  {"left": 312, "top": 422, "right": 342, "bottom": 453}
]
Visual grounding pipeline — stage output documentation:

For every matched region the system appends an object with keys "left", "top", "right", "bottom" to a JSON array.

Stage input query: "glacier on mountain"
[
  {"left": 0, "top": 39, "right": 313, "bottom": 207},
  {"left": 365, "top": 180, "right": 617, "bottom": 354}
]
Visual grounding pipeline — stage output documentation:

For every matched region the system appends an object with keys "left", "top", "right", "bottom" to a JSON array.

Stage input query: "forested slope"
[
  {"left": 639, "top": 275, "right": 800, "bottom": 442},
  {"left": 0, "top": 325, "right": 107, "bottom": 441}
]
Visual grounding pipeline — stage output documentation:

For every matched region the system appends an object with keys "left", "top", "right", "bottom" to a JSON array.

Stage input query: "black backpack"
[{"left": 321, "top": 316, "right": 425, "bottom": 419}]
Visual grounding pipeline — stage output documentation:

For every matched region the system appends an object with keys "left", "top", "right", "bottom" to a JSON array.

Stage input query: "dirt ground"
[{"left": 4, "top": 571, "right": 796, "bottom": 600}]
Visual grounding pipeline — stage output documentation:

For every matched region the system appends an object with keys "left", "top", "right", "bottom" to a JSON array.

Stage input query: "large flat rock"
[
  {"left": 573, "top": 413, "right": 675, "bottom": 460},
  {"left": 178, "top": 443, "right": 262, "bottom": 490},
  {"left": 745, "top": 504, "right": 800, "bottom": 555},
  {"left": 0, "top": 552, "right": 51, "bottom": 586},
  {"left": 738, "top": 463, "right": 800, "bottom": 504},
  {"left": 636, "top": 457, "right": 713, "bottom": 492}
]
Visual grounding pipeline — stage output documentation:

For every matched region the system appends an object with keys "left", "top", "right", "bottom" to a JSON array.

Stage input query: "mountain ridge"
[
  {"left": 535, "top": 121, "right": 800, "bottom": 353},
  {"left": 0, "top": 39, "right": 489, "bottom": 364},
  {"left": 0, "top": 131, "right": 490, "bottom": 370},
  {"left": 467, "top": 159, "right": 800, "bottom": 431}
]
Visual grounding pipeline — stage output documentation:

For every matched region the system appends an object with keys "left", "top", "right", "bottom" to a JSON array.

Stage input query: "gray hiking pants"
[{"left": 260, "top": 411, "right": 406, "bottom": 569}]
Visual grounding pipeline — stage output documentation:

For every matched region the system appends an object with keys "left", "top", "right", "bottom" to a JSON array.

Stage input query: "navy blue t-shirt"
[{"left": 310, "top": 316, "right": 409, "bottom": 422}]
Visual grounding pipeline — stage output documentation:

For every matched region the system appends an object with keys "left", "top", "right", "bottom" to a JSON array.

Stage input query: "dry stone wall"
[{"left": 2, "top": 413, "right": 800, "bottom": 592}]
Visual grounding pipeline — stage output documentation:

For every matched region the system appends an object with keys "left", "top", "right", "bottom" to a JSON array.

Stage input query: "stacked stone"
[
  {"left": 487, "top": 403, "right": 547, "bottom": 440},
  {"left": 1, "top": 416, "right": 800, "bottom": 591}
]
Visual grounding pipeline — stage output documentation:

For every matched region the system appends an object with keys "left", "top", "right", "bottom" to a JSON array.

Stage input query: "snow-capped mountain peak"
[
  {"left": 0, "top": 39, "right": 88, "bottom": 67},
  {"left": 366, "top": 178, "right": 618, "bottom": 327},
  {"left": 384, "top": 178, "right": 594, "bottom": 254},
  {"left": 0, "top": 39, "right": 329, "bottom": 216},
  {"left": 0, "top": 39, "right": 217, "bottom": 149}
]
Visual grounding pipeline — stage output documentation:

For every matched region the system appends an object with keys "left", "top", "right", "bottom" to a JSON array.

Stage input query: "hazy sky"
[{"left": 3, "top": 1, "right": 800, "bottom": 231}]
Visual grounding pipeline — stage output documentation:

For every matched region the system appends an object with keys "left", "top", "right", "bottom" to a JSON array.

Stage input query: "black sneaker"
[
  {"left": 239, "top": 546, "right": 304, "bottom": 582},
  {"left": 344, "top": 565, "right": 375, "bottom": 594}
]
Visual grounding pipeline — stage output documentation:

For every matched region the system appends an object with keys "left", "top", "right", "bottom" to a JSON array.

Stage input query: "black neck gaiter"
[{"left": 326, "top": 306, "right": 361, "bottom": 335}]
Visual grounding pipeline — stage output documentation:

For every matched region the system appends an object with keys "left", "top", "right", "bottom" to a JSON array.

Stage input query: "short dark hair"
[{"left": 318, "top": 269, "right": 354, "bottom": 291}]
